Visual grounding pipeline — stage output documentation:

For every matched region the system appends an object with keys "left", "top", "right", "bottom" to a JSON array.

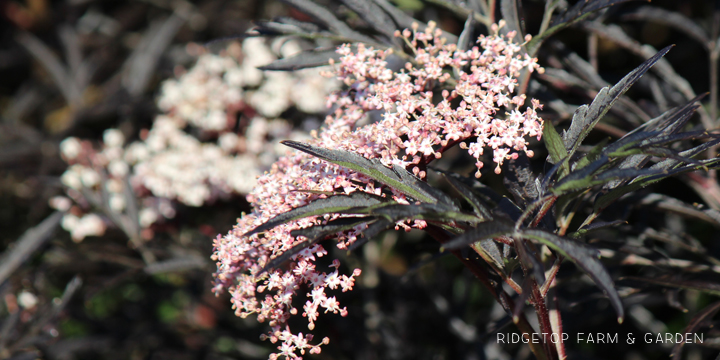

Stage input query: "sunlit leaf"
[
  {"left": 244, "top": 191, "right": 386, "bottom": 237},
  {"left": 282, "top": 141, "right": 454, "bottom": 206}
]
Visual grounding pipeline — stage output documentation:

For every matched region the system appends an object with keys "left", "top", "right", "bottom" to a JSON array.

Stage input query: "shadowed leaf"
[
  {"left": 502, "top": 153, "right": 539, "bottom": 205},
  {"left": 346, "top": 219, "right": 394, "bottom": 251},
  {"left": 442, "top": 173, "right": 493, "bottom": 219},
  {"left": 595, "top": 153, "right": 720, "bottom": 211},
  {"left": 621, "top": 6, "right": 709, "bottom": 47},
  {"left": 372, "top": 0, "right": 458, "bottom": 43},
  {"left": 366, "top": 202, "right": 480, "bottom": 223},
  {"left": 519, "top": 229, "right": 624, "bottom": 322},
  {"left": 340, "top": 0, "right": 397, "bottom": 42},
  {"left": 471, "top": 239, "right": 506, "bottom": 271},
  {"left": 526, "top": 0, "right": 635, "bottom": 54},
  {"left": 572, "top": 220, "right": 626, "bottom": 237},
  {"left": 442, "top": 219, "right": 515, "bottom": 250},
  {"left": 622, "top": 277, "right": 720, "bottom": 297},
  {"left": 671, "top": 301, "right": 720, "bottom": 359},
  {"left": 281, "top": 0, "right": 378, "bottom": 44},
  {"left": 0, "top": 212, "right": 62, "bottom": 285},
  {"left": 457, "top": 14, "right": 475, "bottom": 51},
  {"left": 261, "top": 218, "right": 371, "bottom": 273}
]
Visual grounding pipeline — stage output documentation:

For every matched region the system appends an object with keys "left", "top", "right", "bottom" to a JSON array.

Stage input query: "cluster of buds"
[
  {"left": 212, "top": 21, "right": 544, "bottom": 358},
  {"left": 53, "top": 37, "right": 338, "bottom": 241}
]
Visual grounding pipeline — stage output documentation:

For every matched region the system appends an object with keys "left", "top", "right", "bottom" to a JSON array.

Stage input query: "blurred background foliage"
[{"left": 2, "top": 0, "right": 720, "bottom": 359}]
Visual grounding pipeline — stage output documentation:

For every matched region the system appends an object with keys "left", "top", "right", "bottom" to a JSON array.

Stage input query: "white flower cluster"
[{"left": 53, "top": 38, "right": 338, "bottom": 241}]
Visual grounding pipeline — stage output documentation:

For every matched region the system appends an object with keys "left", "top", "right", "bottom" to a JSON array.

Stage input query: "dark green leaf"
[
  {"left": 552, "top": 155, "right": 609, "bottom": 194},
  {"left": 573, "top": 138, "right": 610, "bottom": 171},
  {"left": 282, "top": 141, "right": 453, "bottom": 206},
  {"left": 543, "top": 119, "right": 568, "bottom": 165},
  {"left": 244, "top": 192, "right": 386, "bottom": 237}
]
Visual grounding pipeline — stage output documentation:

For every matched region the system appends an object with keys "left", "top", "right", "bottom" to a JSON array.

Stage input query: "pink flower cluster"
[{"left": 212, "top": 21, "right": 544, "bottom": 359}]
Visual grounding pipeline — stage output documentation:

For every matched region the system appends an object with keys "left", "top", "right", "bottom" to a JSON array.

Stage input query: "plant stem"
[{"left": 426, "top": 225, "right": 548, "bottom": 360}]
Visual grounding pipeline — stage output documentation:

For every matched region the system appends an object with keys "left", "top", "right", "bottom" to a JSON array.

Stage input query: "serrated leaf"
[
  {"left": 244, "top": 192, "right": 386, "bottom": 237},
  {"left": 602, "top": 131, "right": 661, "bottom": 155},
  {"left": 261, "top": 218, "right": 371, "bottom": 273},
  {"left": 562, "top": 46, "right": 672, "bottom": 158},
  {"left": 637, "top": 131, "right": 716, "bottom": 149},
  {"left": 604, "top": 97, "right": 703, "bottom": 189},
  {"left": 258, "top": 48, "right": 340, "bottom": 71},
  {"left": 282, "top": 141, "right": 454, "bottom": 206},
  {"left": 542, "top": 120, "right": 567, "bottom": 166},
  {"left": 519, "top": 228, "right": 624, "bottom": 322}
]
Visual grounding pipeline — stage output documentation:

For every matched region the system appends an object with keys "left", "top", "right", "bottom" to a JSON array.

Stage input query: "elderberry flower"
[{"left": 212, "top": 21, "right": 544, "bottom": 359}]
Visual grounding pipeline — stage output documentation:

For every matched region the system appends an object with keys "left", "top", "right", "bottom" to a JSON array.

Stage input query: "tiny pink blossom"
[{"left": 212, "top": 20, "right": 543, "bottom": 359}]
